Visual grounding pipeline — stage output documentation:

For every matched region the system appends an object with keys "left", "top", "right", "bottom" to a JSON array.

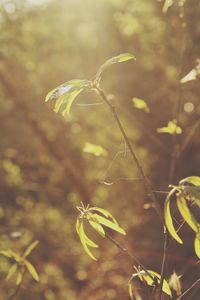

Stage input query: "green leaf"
[
  {"left": 157, "top": 120, "right": 182, "bottom": 135},
  {"left": 45, "top": 79, "right": 92, "bottom": 116},
  {"left": 164, "top": 190, "right": 183, "bottom": 244},
  {"left": 95, "top": 53, "right": 136, "bottom": 84},
  {"left": 16, "top": 271, "right": 23, "bottom": 286},
  {"left": 23, "top": 240, "right": 39, "bottom": 258},
  {"left": 176, "top": 195, "right": 198, "bottom": 232},
  {"left": 89, "top": 207, "right": 117, "bottom": 224},
  {"left": 24, "top": 260, "right": 40, "bottom": 282},
  {"left": 88, "top": 216, "right": 105, "bottom": 237},
  {"left": 179, "top": 176, "right": 200, "bottom": 186},
  {"left": 91, "top": 213, "right": 126, "bottom": 235},
  {"left": 128, "top": 281, "right": 134, "bottom": 300},
  {"left": 0, "top": 249, "right": 20, "bottom": 262},
  {"left": 162, "top": 0, "right": 173, "bottom": 13},
  {"left": 6, "top": 264, "right": 18, "bottom": 281},
  {"left": 77, "top": 220, "right": 97, "bottom": 260},
  {"left": 130, "top": 270, "right": 172, "bottom": 297},
  {"left": 184, "top": 186, "right": 200, "bottom": 208},
  {"left": 132, "top": 97, "right": 150, "bottom": 113},
  {"left": 83, "top": 142, "right": 108, "bottom": 157},
  {"left": 194, "top": 232, "right": 200, "bottom": 258}
]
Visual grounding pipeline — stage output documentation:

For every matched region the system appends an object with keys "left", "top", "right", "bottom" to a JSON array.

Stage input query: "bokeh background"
[{"left": 0, "top": 0, "right": 199, "bottom": 299}]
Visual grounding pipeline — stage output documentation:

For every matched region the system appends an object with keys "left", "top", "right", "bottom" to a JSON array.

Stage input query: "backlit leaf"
[
  {"left": 89, "top": 207, "right": 118, "bottom": 224},
  {"left": 6, "top": 264, "right": 18, "bottom": 281},
  {"left": 95, "top": 53, "right": 136, "bottom": 84},
  {"left": 24, "top": 260, "right": 39, "bottom": 282},
  {"left": 157, "top": 120, "right": 182, "bottom": 135},
  {"left": 83, "top": 143, "right": 107, "bottom": 157},
  {"left": 164, "top": 190, "right": 183, "bottom": 244},
  {"left": 180, "top": 69, "right": 197, "bottom": 83},
  {"left": 176, "top": 195, "right": 198, "bottom": 232},
  {"left": 16, "top": 271, "right": 23, "bottom": 286},
  {"left": 88, "top": 216, "right": 105, "bottom": 237},
  {"left": 45, "top": 79, "right": 92, "bottom": 116},
  {"left": 128, "top": 281, "right": 134, "bottom": 300},
  {"left": 92, "top": 213, "right": 126, "bottom": 235},
  {"left": 194, "top": 232, "right": 200, "bottom": 258},
  {"left": 23, "top": 240, "right": 39, "bottom": 258},
  {"left": 179, "top": 176, "right": 200, "bottom": 186},
  {"left": 169, "top": 271, "right": 182, "bottom": 296},
  {"left": 132, "top": 98, "right": 150, "bottom": 113},
  {"left": 162, "top": 0, "right": 173, "bottom": 13},
  {"left": 77, "top": 221, "right": 97, "bottom": 260}
]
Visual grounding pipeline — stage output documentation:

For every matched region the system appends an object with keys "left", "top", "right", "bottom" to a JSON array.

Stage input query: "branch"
[
  {"left": 95, "top": 86, "right": 163, "bottom": 223},
  {"left": 176, "top": 278, "right": 200, "bottom": 300}
]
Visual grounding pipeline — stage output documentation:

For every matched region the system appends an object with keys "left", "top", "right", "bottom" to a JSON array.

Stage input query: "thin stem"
[
  {"left": 176, "top": 278, "right": 200, "bottom": 300},
  {"left": 95, "top": 86, "right": 163, "bottom": 223},
  {"left": 105, "top": 233, "right": 157, "bottom": 283}
]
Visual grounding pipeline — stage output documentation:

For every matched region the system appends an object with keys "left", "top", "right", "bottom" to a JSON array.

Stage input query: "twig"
[
  {"left": 105, "top": 233, "right": 156, "bottom": 283},
  {"left": 95, "top": 86, "right": 163, "bottom": 223},
  {"left": 176, "top": 278, "right": 200, "bottom": 300}
]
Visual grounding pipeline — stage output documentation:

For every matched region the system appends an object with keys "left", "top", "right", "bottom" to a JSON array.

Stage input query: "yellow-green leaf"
[
  {"left": 162, "top": 0, "right": 173, "bottom": 13},
  {"left": 6, "top": 264, "right": 18, "bottom": 281},
  {"left": 83, "top": 143, "right": 107, "bottom": 157},
  {"left": 92, "top": 213, "right": 126, "bottom": 235},
  {"left": 194, "top": 232, "right": 200, "bottom": 258},
  {"left": 180, "top": 176, "right": 200, "bottom": 186},
  {"left": 23, "top": 240, "right": 39, "bottom": 258},
  {"left": 88, "top": 217, "right": 105, "bottom": 237},
  {"left": 157, "top": 120, "right": 182, "bottom": 135},
  {"left": 89, "top": 207, "right": 118, "bottom": 224},
  {"left": 78, "top": 221, "right": 97, "bottom": 260},
  {"left": 24, "top": 260, "right": 39, "bottom": 282},
  {"left": 164, "top": 191, "right": 183, "bottom": 244},
  {"left": 16, "top": 271, "right": 23, "bottom": 286},
  {"left": 128, "top": 282, "right": 134, "bottom": 300},
  {"left": 176, "top": 195, "right": 198, "bottom": 232},
  {"left": 95, "top": 53, "right": 136, "bottom": 84},
  {"left": 132, "top": 97, "right": 150, "bottom": 113}
]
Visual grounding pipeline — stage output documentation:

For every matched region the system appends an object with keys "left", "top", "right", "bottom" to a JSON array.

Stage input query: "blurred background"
[{"left": 0, "top": 0, "right": 199, "bottom": 299}]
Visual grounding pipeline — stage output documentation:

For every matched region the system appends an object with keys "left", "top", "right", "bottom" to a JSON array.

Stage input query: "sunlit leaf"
[
  {"left": 184, "top": 186, "right": 200, "bottom": 208},
  {"left": 169, "top": 271, "right": 182, "bottom": 296},
  {"left": 16, "top": 271, "right": 23, "bottom": 286},
  {"left": 6, "top": 264, "right": 18, "bottom": 281},
  {"left": 128, "top": 281, "right": 134, "bottom": 300},
  {"left": 23, "top": 240, "right": 39, "bottom": 258},
  {"left": 130, "top": 269, "right": 172, "bottom": 297},
  {"left": 88, "top": 216, "right": 105, "bottom": 237},
  {"left": 162, "top": 0, "right": 173, "bottom": 13},
  {"left": 132, "top": 97, "right": 150, "bottom": 113},
  {"left": 83, "top": 142, "right": 108, "bottom": 157},
  {"left": 24, "top": 260, "right": 39, "bottom": 282},
  {"left": 0, "top": 249, "right": 20, "bottom": 262},
  {"left": 157, "top": 120, "right": 182, "bottom": 135},
  {"left": 91, "top": 213, "right": 126, "bottom": 235},
  {"left": 95, "top": 53, "right": 136, "bottom": 84},
  {"left": 194, "top": 232, "right": 200, "bottom": 258},
  {"left": 179, "top": 176, "right": 200, "bottom": 186},
  {"left": 89, "top": 207, "right": 118, "bottom": 224},
  {"left": 76, "top": 219, "right": 98, "bottom": 248},
  {"left": 77, "top": 220, "right": 97, "bottom": 260},
  {"left": 164, "top": 190, "right": 183, "bottom": 244},
  {"left": 176, "top": 195, "right": 198, "bottom": 232},
  {"left": 45, "top": 79, "right": 92, "bottom": 116},
  {"left": 180, "top": 69, "right": 197, "bottom": 83}
]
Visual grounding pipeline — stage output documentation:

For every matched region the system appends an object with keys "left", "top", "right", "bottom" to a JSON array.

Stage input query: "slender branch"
[
  {"left": 176, "top": 278, "right": 200, "bottom": 300},
  {"left": 95, "top": 86, "right": 163, "bottom": 223},
  {"left": 105, "top": 233, "right": 157, "bottom": 284}
]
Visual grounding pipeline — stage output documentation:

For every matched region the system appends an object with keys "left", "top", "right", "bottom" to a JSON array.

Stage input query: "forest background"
[{"left": 0, "top": 0, "right": 199, "bottom": 299}]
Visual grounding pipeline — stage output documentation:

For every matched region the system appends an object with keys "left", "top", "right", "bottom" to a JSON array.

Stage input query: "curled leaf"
[
  {"left": 45, "top": 79, "right": 92, "bottom": 116},
  {"left": 164, "top": 189, "right": 183, "bottom": 244},
  {"left": 176, "top": 195, "right": 198, "bottom": 232},
  {"left": 95, "top": 53, "right": 136, "bottom": 84}
]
